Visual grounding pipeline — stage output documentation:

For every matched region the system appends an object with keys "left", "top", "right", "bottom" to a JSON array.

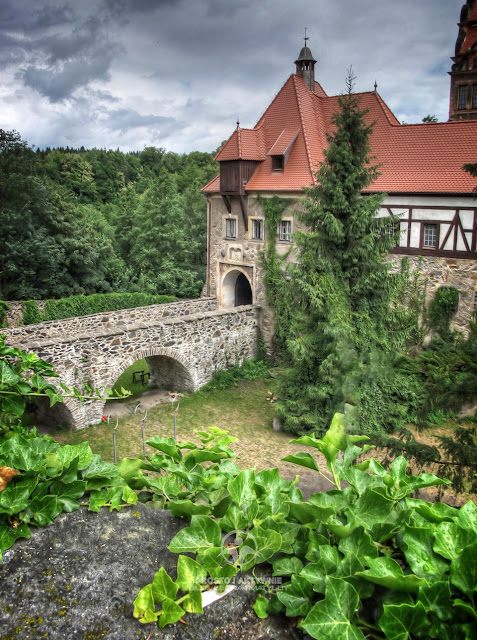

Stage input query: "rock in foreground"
[{"left": 0, "top": 504, "right": 301, "bottom": 640}]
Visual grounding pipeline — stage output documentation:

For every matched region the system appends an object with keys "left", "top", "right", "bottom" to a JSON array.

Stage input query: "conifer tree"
[{"left": 277, "top": 73, "right": 414, "bottom": 436}]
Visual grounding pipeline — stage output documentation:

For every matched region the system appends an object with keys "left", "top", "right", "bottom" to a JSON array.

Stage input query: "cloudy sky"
[{"left": 0, "top": 0, "right": 464, "bottom": 154}]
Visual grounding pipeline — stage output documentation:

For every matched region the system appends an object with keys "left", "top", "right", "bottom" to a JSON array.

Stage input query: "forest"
[{"left": 0, "top": 129, "right": 219, "bottom": 301}]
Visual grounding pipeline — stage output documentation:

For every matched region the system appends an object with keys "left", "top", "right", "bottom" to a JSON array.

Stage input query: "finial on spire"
[
  {"left": 236, "top": 117, "right": 240, "bottom": 129},
  {"left": 304, "top": 27, "right": 309, "bottom": 46},
  {"left": 373, "top": 80, "right": 378, "bottom": 93}
]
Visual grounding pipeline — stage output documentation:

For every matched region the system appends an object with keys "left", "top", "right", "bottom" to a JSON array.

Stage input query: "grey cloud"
[
  {"left": 105, "top": 108, "right": 177, "bottom": 135},
  {"left": 0, "top": 2, "right": 74, "bottom": 33},
  {"left": 18, "top": 42, "right": 121, "bottom": 102}
]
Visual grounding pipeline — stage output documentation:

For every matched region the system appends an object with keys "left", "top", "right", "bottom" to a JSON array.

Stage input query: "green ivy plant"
[
  {"left": 0, "top": 433, "right": 137, "bottom": 563},
  {"left": 0, "top": 335, "right": 134, "bottom": 562},
  {"left": 0, "top": 334, "right": 129, "bottom": 436},
  {"left": 132, "top": 414, "right": 477, "bottom": 639}
]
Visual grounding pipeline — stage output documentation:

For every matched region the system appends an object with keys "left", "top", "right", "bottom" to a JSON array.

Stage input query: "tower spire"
[{"left": 295, "top": 32, "right": 317, "bottom": 92}]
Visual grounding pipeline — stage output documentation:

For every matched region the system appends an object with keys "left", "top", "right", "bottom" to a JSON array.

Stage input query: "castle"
[{"left": 203, "top": 1, "right": 477, "bottom": 344}]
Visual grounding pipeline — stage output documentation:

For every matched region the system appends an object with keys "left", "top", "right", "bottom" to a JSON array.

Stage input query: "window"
[
  {"left": 385, "top": 221, "right": 399, "bottom": 236},
  {"left": 272, "top": 156, "right": 284, "bottom": 171},
  {"left": 279, "top": 220, "right": 292, "bottom": 242},
  {"left": 225, "top": 218, "right": 237, "bottom": 239},
  {"left": 251, "top": 219, "right": 263, "bottom": 240},
  {"left": 423, "top": 223, "right": 438, "bottom": 248},
  {"left": 473, "top": 84, "right": 477, "bottom": 109},
  {"left": 458, "top": 85, "right": 469, "bottom": 110}
]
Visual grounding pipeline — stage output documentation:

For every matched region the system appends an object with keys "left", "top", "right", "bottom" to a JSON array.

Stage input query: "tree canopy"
[{"left": 0, "top": 129, "right": 218, "bottom": 300}]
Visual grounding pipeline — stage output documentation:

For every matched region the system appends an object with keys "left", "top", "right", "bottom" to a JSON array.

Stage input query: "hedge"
[{"left": 20, "top": 293, "right": 178, "bottom": 325}]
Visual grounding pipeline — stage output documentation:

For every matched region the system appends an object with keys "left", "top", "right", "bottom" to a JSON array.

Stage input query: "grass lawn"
[
  {"left": 50, "top": 377, "right": 475, "bottom": 503},
  {"left": 110, "top": 358, "right": 152, "bottom": 400},
  {"left": 51, "top": 378, "right": 334, "bottom": 495}
]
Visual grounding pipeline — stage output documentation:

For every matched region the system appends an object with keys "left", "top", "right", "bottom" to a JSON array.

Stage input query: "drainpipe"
[{"left": 207, "top": 197, "right": 211, "bottom": 297}]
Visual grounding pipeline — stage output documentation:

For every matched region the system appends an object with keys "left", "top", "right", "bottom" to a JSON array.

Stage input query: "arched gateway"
[{"left": 221, "top": 269, "right": 253, "bottom": 308}]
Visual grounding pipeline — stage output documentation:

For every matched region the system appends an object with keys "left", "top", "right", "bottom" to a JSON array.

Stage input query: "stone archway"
[
  {"left": 33, "top": 396, "right": 76, "bottom": 432},
  {"left": 222, "top": 269, "right": 253, "bottom": 308},
  {"left": 145, "top": 354, "right": 194, "bottom": 392}
]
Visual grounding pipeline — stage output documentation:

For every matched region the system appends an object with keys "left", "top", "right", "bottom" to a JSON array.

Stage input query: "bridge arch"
[
  {"left": 103, "top": 346, "right": 195, "bottom": 393},
  {"left": 221, "top": 268, "right": 253, "bottom": 308}
]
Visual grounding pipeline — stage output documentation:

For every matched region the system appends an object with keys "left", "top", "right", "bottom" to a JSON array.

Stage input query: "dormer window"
[{"left": 272, "top": 155, "right": 284, "bottom": 171}]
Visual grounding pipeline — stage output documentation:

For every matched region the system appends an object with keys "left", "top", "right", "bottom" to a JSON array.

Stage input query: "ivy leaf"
[
  {"left": 133, "top": 584, "right": 158, "bottom": 623},
  {"left": 449, "top": 539, "right": 477, "bottom": 598},
  {"left": 406, "top": 498, "right": 458, "bottom": 524},
  {"left": 57, "top": 442, "right": 93, "bottom": 471},
  {"left": 158, "top": 598, "right": 185, "bottom": 629},
  {"left": 261, "top": 518, "right": 301, "bottom": 554},
  {"left": 418, "top": 581, "right": 453, "bottom": 622},
  {"left": 168, "top": 515, "right": 222, "bottom": 553},
  {"left": 0, "top": 361, "right": 20, "bottom": 385},
  {"left": 282, "top": 452, "right": 321, "bottom": 474},
  {"left": 176, "top": 555, "right": 207, "bottom": 592},
  {"left": 433, "top": 521, "right": 475, "bottom": 560},
  {"left": 456, "top": 501, "right": 477, "bottom": 533},
  {"left": 356, "top": 556, "right": 429, "bottom": 593},
  {"left": 166, "top": 499, "right": 211, "bottom": 518},
  {"left": 287, "top": 501, "right": 334, "bottom": 525},
  {"left": 49, "top": 480, "right": 86, "bottom": 513},
  {"left": 146, "top": 436, "right": 182, "bottom": 462},
  {"left": 403, "top": 525, "right": 448, "bottom": 580},
  {"left": 219, "top": 501, "right": 258, "bottom": 532},
  {"left": 0, "top": 520, "right": 30, "bottom": 551},
  {"left": 227, "top": 469, "right": 256, "bottom": 508},
  {"left": 152, "top": 567, "right": 178, "bottom": 603},
  {"left": 272, "top": 556, "right": 303, "bottom": 577},
  {"left": 182, "top": 588, "right": 203, "bottom": 614},
  {"left": 299, "top": 563, "right": 326, "bottom": 594},
  {"left": 28, "top": 495, "right": 61, "bottom": 526},
  {"left": 277, "top": 574, "right": 314, "bottom": 617},
  {"left": 1, "top": 394, "right": 25, "bottom": 417},
  {"left": 197, "top": 546, "right": 237, "bottom": 581},
  {"left": 240, "top": 526, "right": 282, "bottom": 571},
  {"left": 253, "top": 594, "right": 269, "bottom": 619},
  {"left": 379, "top": 601, "right": 428, "bottom": 640},
  {"left": 254, "top": 468, "right": 292, "bottom": 495},
  {"left": 301, "top": 576, "right": 365, "bottom": 640},
  {"left": 353, "top": 487, "right": 394, "bottom": 528},
  {"left": 0, "top": 477, "right": 36, "bottom": 514}
]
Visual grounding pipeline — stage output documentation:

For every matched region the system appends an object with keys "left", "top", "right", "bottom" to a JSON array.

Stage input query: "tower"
[
  {"left": 295, "top": 33, "right": 317, "bottom": 92},
  {"left": 449, "top": 0, "right": 477, "bottom": 121}
]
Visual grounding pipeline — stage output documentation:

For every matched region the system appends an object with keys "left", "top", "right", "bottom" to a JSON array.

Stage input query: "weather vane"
[{"left": 304, "top": 28, "right": 309, "bottom": 46}]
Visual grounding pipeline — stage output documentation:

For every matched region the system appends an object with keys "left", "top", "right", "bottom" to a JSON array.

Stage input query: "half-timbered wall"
[{"left": 377, "top": 196, "right": 477, "bottom": 259}]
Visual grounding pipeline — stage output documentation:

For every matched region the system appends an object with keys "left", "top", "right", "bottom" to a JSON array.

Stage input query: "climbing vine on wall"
[{"left": 258, "top": 195, "right": 295, "bottom": 355}]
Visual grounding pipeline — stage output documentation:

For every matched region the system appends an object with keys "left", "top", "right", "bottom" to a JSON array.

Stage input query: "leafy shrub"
[
  {"left": 428, "top": 286, "right": 460, "bottom": 339},
  {"left": 20, "top": 292, "right": 178, "bottom": 324},
  {"left": 201, "top": 358, "right": 269, "bottom": 391},
  {"left": 0, "top": 301, "right": 8, "bottom": 328},
  {"left": 21, "top": 299, "right": 43, "bottom": 325}
]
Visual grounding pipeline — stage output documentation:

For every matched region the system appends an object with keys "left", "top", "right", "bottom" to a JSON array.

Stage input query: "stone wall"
[
  {"left": 3, "top": 297, "right": 219, "bottom": 343},
  {"left": 388, "top": 254, "right": 477, "bottom": 333},
  {"left": 8, "top": 304, "right": 259, "bottom": 430}
]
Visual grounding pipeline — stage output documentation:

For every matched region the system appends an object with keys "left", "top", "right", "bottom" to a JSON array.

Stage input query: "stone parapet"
[{"left": 3, "top": 298, "right": 219, "bottom": 343}]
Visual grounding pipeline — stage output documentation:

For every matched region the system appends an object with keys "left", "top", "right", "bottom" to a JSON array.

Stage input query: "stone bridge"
[{"left": 3, "top": 298, "right": 259, "bottom": 430}]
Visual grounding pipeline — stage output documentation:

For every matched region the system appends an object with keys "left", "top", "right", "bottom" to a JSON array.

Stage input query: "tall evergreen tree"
[{"left": 276, "top": 74, "right": 414, "bottom": 436}]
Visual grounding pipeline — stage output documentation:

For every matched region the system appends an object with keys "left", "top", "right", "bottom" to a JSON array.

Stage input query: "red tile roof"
[{"left": 203, "top": 74, "right": 477, "bottom": 196}]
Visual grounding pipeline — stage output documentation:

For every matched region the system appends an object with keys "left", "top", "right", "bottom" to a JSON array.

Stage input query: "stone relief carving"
[{"left": 229, "top": 246, "right": 242, "bottom": 261}]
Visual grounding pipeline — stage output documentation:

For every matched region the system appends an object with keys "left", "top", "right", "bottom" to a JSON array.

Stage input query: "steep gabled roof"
[{"left": 205, "top": 73, "right": 477, "bottom": 196}]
